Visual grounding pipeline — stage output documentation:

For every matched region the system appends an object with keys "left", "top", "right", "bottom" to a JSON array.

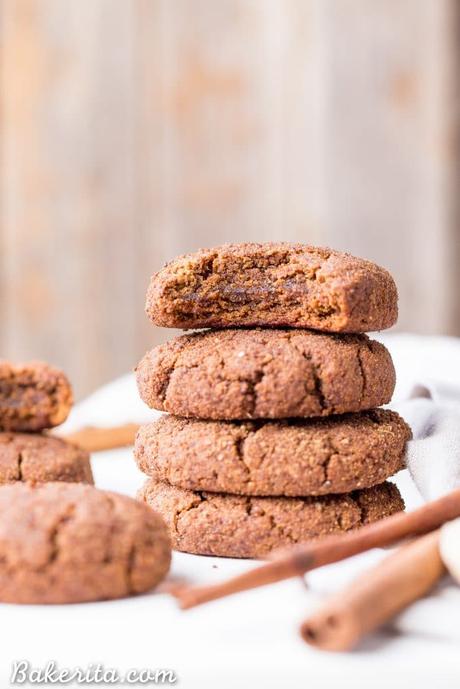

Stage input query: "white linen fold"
[{"left": 394, "top": 381, "right": 460, "bottom": 500}]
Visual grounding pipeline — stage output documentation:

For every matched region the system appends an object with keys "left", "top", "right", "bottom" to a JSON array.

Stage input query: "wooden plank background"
[{"left": 1, "top": 0, "right": 459, "bottom": 398}]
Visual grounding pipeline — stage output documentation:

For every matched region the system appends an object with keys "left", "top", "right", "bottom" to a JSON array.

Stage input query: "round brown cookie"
[
  {"left": 135, "top": 410, "right": 411, "bottom": 497},
  {"left": 0, "top": 433, "right": 94, "bottom": 485},
  {"left": 136, "top": 329, "right": 395, "bottom": 420},
  {"left": 0, "top": 482, "right": 171, "bottom": 604},
  {"left": 146, "top": 243, "right": 398, "bottom": 332},
  {"left": 139, "top": 479, "right": 404, "bottom": 559},
  {"left": 0, "top": 361, "right": 73, "bottom": 432}
]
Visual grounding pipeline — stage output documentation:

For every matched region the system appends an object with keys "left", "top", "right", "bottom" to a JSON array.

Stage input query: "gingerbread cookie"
[
  {"left": 146, "top": 243, "right": 398, "bottom": 332},
  {"left": 137, "top": 329, "right": 395, "bottom": 420},
  {"left": 135, "top": 410, "right": 410, "bottom": 497},
  {"left": 0, "top": 433, "right": 93, "bottom": 485},
  {"left": 139, "top": 479, "right": 404, "bottom": 558},
  {"left": 0, "top": 482, "right": 171, "bottom": 603},
  {"left": 0, "top": 361, "right": 73, "bottom": 432}
]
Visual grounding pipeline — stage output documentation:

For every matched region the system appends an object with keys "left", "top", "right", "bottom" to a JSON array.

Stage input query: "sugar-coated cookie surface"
[
  {"left": 139, "top": 479, "right": 404, "bottom": 559},
  {"left": 135, "top": 410, "right": 411, "bottom": 497},
  {"left": 0, "top": 361, "right": 73, "bottom": 432},
  {"left": 137, "top": 329, "right": 395, "bottom": 420},
  {"left": 0, "top": 433, "right": 94, "bottom": 485},
  {"left": 146, "top": 243, "right": 398, "bottom": 332},
  {"left": 0, "top": 483, "right": 171, "bottom": 604}
]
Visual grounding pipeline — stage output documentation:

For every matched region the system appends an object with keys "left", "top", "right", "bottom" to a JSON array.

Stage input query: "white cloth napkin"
[
  {"left": 375, "top": 333, "right": 460, "bottom": 501},
  {"left": 394, "top": 382, "right": 460, "bottom": 500},
  {"left": 373, "top": 335, "right": 460, "bottom": 644}
]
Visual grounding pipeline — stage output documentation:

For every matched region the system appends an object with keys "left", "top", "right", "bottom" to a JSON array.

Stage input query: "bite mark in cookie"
[
  {"left": 146, "top": 243, "right": 398, "bottom": 332},
  {"left": 0, "top": 361, "right": 73, "bottom": 432}
]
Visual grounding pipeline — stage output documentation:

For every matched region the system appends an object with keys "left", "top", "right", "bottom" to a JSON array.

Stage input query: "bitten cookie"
[
  {"left": 135, "top": 410, "right": 410, "bottom": 497},
  {"left": 0, "top": 482, "right": 171, "bottom": 604},
  {"left": 136, "top": 329, "right": 395, "bottom": 420},
  {"left": 0, "top": 433, "right": 94, "bottom": 485},
  {"left": 139, "top": 479, "right": 404, "bottom": 559},
  {"left": 0, "top": 361, "right": 73, "bottom": 432},
  {"left": 146, "top": 243, "right": 398, "bottom": 332}
]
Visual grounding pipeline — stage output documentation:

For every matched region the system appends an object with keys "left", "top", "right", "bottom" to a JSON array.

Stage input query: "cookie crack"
[
  {"left": 267, "top": 513, "right": 296, "bottom": 544},
  {"left": 242, "top": 368, "right": 266, "bottom": 416},
  {"left": 157, "top": 363, "right": 176, "bottom": 403},
  {"left": 318, "top": 439, "right": 336, "bottom": 489},
  {"left": 103, "top": 494, "right": 137, "bottom": 595},
  {"left": 232, "top": 421, "right": 269, "bottom": 477},
  {"left": 17, "top": 451, "right": 24, "bottom": 481},
  {"left": 357, "top": 346, "right": 367, "bottom": 402},
  {"left": 243, "top": 496, "right": 254, "bottom": 517},
  {"left": 347, "top": 491, "right": 367, "bottom": 526},
  {"left": 159, "top": 361, "right": 201, "bottom": 403},
  {"left": 103, "top": 494, "right": 137, "bottom": 593},
  {"left": 102, "top": 494, "right": 118, "bottom": 561},
  {"left": 244, "top": 500, "right": 297, "bottom": 545},
  {"left": 315, "top": 430, "right": 347, "bottom": 490},
  {"left": 297, "top": 350, "right": 327, "bottom": 412},
  {"left": 126, "top": 544, "right": 137, "bottom": 595},
  {"left": 233, "top": 435, "right": 252, "bottom": 479},
  {"left": 173, "top": 493, "right": 207, "bottom": 535},
  {"left": 311, "top": 365, "right": 327, "bottom": 412},
  {"left": 215, "top": 351, "right": 272, "bottom": 417},
  {"left": 44, "top": 503, "right": 76, "bottom": 569}
]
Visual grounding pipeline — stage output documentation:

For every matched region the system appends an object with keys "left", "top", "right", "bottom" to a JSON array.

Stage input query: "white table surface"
[{"left": 2, "top": 334, "right": 460, "bottom": 688}]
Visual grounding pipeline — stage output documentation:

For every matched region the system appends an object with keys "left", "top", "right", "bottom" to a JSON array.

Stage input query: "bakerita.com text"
[{"left": 10, "top": 660, "right": 177, "bottom": 685}]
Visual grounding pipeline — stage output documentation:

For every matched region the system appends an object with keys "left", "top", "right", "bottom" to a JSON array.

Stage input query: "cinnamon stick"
[
  {"left": 60, "top": 423, "right": 140, "bottom": 452},
  {"left": 174, "top": 487, "right": 460, "bottom": 609},
  {"left": 300, "top": 530, "right": 444, "bottom": 651}
]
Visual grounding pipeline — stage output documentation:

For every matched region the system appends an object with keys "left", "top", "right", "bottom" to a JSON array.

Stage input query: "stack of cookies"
[
  {"left": 0, "top": 361, "right": 93, "bottom": 485},
  {"left": 135, "top": 243, "right": 411, "bottom": 558}
]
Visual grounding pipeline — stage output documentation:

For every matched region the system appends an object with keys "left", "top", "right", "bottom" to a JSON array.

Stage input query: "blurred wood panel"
[
  {"left": 1, "top": 0, "right": 459, "bottom": 398},
  {"left": 321, "top": 0, "right": 459, "bottom": 335},
  {"left": 1, "top": 0, "right": 142, "bottom": 397}
]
